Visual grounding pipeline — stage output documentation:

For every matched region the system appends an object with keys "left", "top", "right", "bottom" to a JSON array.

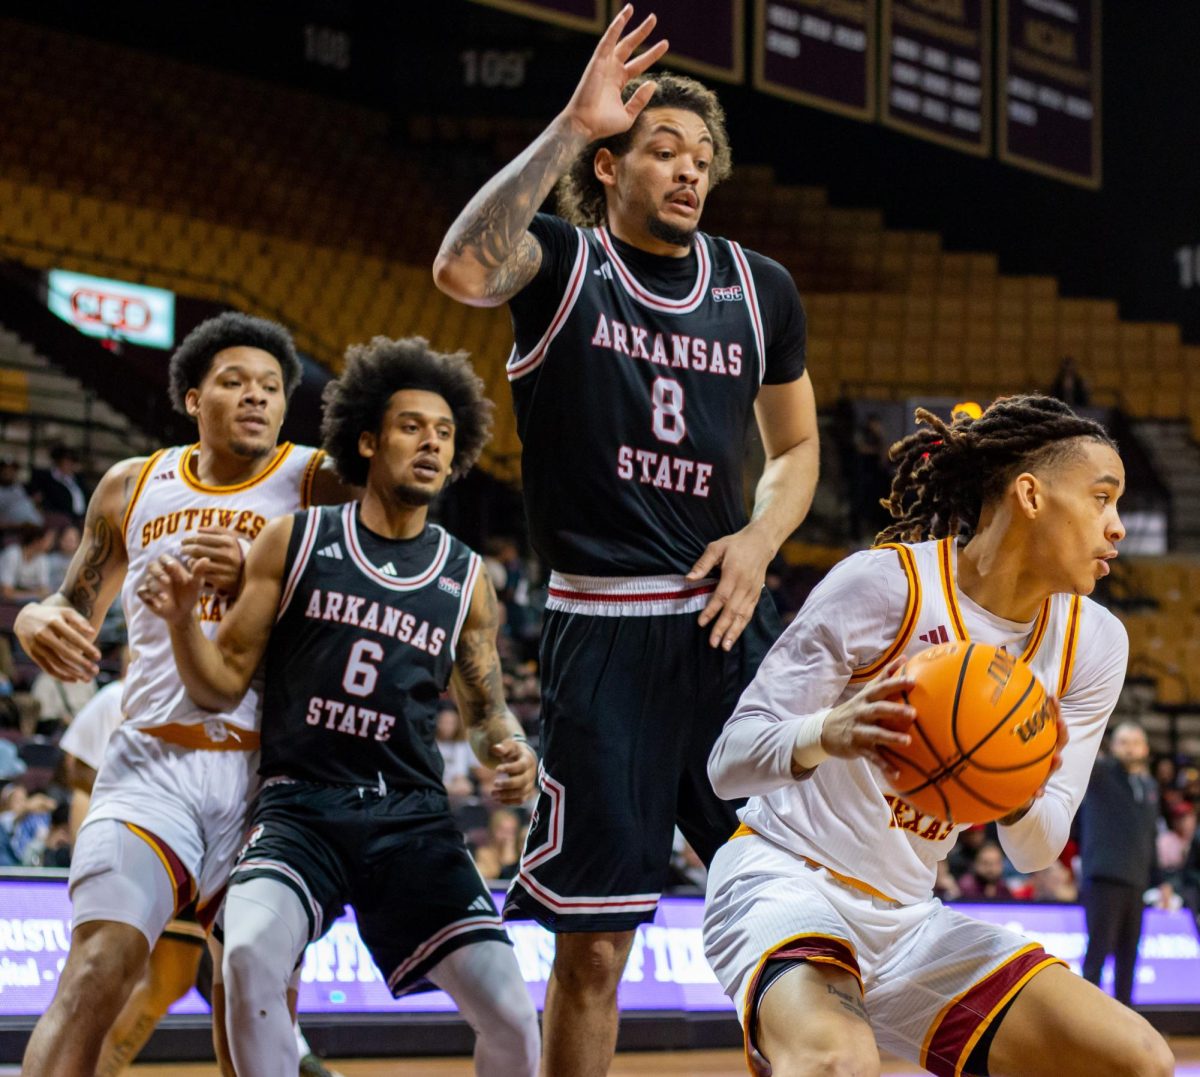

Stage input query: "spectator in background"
[
  {"left": 933, "top": 859, "right": 961, "bottom": 902},
  {"left": 0, "top": 523, "right": 53, "bottom": 602},
  {"left": 1051, "top": 357, "right": 1091, "bottom": 407},
  {"left": 956, "top": 841, "right": 1014, "bottom": 900},
  {"left": 435, "top": 702, "right": 479, "bottom": 798},
  {"left": 852, "top": 413, "right": 892, "bottom": 543},
  {"left": 1158, "top": 801, "right": 1195, "bottom": 875},
  {"left": 1030, "top": 860, "right": 1079, "bottom": 902},
  {"left": 45, "top": 525, "right": 80, "bottom": 594},
  {"left": 474, "top": 807, "right": 524, "bottom": 882},
  {"left": 0, "top": 783, "right": 58, "bottom": 866},
  {"left": 1079, "top": 722, "right": 1164, "bottom": 1005},
  {"left": 29, "top": 444, "right": 89, "bottom": 524},
  {"left": 947, "top": 823, "right": 989, "bottom": 880},
  {"left": 29, "top": 668, "right": 96, "bottom": 738},
  {"left": 0, "top": 456, "right": 42, "bottom": 529}
]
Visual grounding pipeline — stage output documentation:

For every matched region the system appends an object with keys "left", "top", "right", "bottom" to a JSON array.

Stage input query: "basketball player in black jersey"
[
  {"left": 138, "top": 338, "right": 540, "bottom": 1077},
  {"left": 435, "top": 7, "right": 819, "bottom": 1073}
]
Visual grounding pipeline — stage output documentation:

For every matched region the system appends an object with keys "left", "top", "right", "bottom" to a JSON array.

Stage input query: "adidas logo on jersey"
[
  {"left": 467, "top": 894, "right": 496, "bottom": 915},
  {"left": 317, "top": 543, "right": 344, "bottom": 560},
  {"left": 918, "top": 625, "right": 950, "bottom": 645},
  {"left": 152, "top": 469, "right": 176, "bottom": 481},
  {"left": 437, "top": 575, "right": 462, "bottom": 597},
  {"left": 379, "top": 562, "right": 398, "bottom": 576},
  {"left": 711, "top": 284, "right": 744, "bottom": 303},
  {"left": 593, "top": 262, "right": 613, "bottom": 280}
]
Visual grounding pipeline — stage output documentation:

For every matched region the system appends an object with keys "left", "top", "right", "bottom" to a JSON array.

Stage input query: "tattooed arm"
[
  {"left": 432, "top": 5, "right": 668, "bottom": 307},
  {"left": 449, "top": 571, "right": 537, "bottom": 805},
  {"left": 13, "top": 458, "right": 143, "bottom": 682}
]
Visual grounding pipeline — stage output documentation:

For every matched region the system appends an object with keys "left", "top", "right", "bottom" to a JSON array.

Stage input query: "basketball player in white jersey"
[
  {"left": 16, "top": 312, "right": 343, "bottom": 1076},
  {"left": 703, "top": 396, "right": 1175, "bottom": 1076}
]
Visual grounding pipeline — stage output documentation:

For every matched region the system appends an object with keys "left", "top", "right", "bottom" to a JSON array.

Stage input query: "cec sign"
[{"left": 47, "top": 269, "right": 175, "bottom": 350}]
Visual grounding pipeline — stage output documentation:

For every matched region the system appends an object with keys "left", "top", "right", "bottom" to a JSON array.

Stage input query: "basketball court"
[{"left": 116, "top": 1041, "right": 1200, "bottom": 1075}]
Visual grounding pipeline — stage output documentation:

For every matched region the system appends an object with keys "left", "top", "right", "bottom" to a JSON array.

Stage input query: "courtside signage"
[
  {"left": 0, "top": 879, "right": 1197, "bottom": 1015},
  {"left": 46, "top": 269, "right": 176, "bottom": 350}
]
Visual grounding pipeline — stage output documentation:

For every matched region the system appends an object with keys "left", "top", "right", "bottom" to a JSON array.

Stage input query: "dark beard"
[
  {"left": 227, "top": 438, "right": 271, "bottom": 460},
  {"left": 647, "top": 213, "right": 696, "bottom": 249},
  {"left": 393, "top": 482, "right": 436, "bottom": 507}
]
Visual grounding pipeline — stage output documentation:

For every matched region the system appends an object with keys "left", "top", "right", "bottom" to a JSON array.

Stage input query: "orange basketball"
[{"left": 878, "top": 642, "right": 1056, "bottom": 825}]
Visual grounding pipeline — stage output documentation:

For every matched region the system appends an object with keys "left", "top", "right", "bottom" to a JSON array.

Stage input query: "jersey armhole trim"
[
  {"left": 276, "top": 510, "right": 321, "bottom": 622},
  {"left": 1056, "top": 595, "right": 1083, "bottom": 697},
  {"left": 848, "top": 543, "right": 921, "bottom": 683},
  {"left": 120, "top": 448, "right": 169, "bottom": 543},
  {"left": 507, "top": 229, "right": 589, "bottom": 382},
  {"left": 1019, "top": 599, "right": 1052, "bottom": 664},
  {"left": 729, "top": 241, "right": 767, "bottom": 384},
  {"left": 938, "top": 537, "right": 969, "bottom": 642},
  {"left": 449, "top": 552, "right": 483, "bottom": 661},
  {"left": 300, "top": 449, "right": 325, "bottom": 509}
]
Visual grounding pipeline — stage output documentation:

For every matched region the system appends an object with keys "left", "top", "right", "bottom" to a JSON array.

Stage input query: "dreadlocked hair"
[{"left": 876, "top": 394, "right": 1117, "bottom": 545}]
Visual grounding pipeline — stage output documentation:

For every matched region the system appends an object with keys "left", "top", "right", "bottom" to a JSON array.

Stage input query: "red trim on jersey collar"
[{"left": 596, "top": 227, "right": 711, "bottom": 314}]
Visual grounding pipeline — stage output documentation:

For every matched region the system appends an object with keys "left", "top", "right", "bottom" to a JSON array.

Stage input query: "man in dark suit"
[
  {"left": 1079, "top": 722, "right": 1165, "bottom": 1005},
  {"left": 29, "top": 444, "right": 89, "bottom": 525}
]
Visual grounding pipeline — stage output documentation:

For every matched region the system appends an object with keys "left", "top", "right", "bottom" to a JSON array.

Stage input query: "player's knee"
[
  {"left": 480, "top": 988, "right": 539, "bottom": 1063},
  {"left": 222, "top": 935, "right": 279, "bottom": 1007},
  {"left": 58, "top": 934, "right": 143, "bottom": 1018},
  {"left": 552, "top": 936, "right": 631, "bottom": 998},
  {"left": 765, "top": 1045, "right": 880, "bottom": 1077}
]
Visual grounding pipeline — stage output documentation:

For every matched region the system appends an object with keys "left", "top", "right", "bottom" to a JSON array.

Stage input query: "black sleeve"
[
  {"left": 507, "top": 213, "right": 582, "bottom": 359},
  {"left": 743, "top": 250, "right": 807, "bottom": 385}
]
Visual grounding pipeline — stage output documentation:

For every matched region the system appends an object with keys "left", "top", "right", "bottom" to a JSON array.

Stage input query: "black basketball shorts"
[
  {"left": 230, "top": 780, "right": 509, "bottom": 996},
  {"left": 505, "top": 580, "right": 781, "bottom": 933}
]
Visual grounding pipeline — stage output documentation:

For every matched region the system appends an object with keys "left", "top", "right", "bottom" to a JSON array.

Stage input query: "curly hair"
[
  {"left": 876, "top": 394, "right": 1117, "bottom": 544},
  {"left": 557, "top": 72, "right": 733, "bottom": 229},
  {"left": 168, "top": 312, "right": 301, "bottom": 417},
  {"left": 320, "top": 337, "right": 493, "bottom": 487}
]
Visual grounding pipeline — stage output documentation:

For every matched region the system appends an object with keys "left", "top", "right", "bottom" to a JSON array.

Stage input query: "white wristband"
[{"left": 791, "top": 709, "right": 831, "bottom": 772}]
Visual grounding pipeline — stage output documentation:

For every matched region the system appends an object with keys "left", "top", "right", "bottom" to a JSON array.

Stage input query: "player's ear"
[
  {"left": 594, "top": 147, "right": 618, "bottom": 190},
  {"left": 358, "top": 430, "right": 377, "bottom": 460},
  {"left": 184, "top": 387, "right": 201, "bottom": 419},
  {"left": 1013, "top": 472, "right": 1041, "bottom": 518}
]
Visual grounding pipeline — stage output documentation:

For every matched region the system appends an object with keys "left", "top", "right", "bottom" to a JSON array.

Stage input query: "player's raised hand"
[
  {"left": 817, "top": 659, "right": 917, "bottom": 778},
  {"left": 180, "top": 526, "right": 246, "bottom": 595},
  {"left": 489, "top": 737, "right": 538, "bottom": 805},
  {"left": 561, "top": 5, "right": 669, "bottom": 142},
  {"left": 136, "top": 553, "right": 208, "bottom": 625},
  {"left": 688, "top": 526, "right": 775, "bottom": 650},
  {"left": 13, "top": 603, "right": 100, "bottom": 683}
]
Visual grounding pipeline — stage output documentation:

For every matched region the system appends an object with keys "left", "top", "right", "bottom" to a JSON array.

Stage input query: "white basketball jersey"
[
  {"left": 737, "top": 537, "right": 1125, "bottom": 905},
  {"left": 119, "top": 442, "right": 323, "bottom": 733}
]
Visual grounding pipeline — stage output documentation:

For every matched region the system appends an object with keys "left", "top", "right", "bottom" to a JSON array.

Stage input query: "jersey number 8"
[{"left": 651, "top": 377, "right": 686, "bottom": 445}]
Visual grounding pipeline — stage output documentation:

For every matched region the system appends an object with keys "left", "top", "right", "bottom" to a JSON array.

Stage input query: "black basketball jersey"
[
  {"left": 508, "top": 214, "right": 806, "bottom": 576},
  {"left": 261, "top": 504, "right": 482, "bottom": 793}
]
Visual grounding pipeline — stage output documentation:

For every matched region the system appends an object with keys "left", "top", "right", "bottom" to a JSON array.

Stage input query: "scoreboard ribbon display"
[
  {"left": 999, "top": 0, "right": 1100, "bottom": 188},
  {"left": 881, "top": 0, "right": 991, "bottom": 155},
  {"left": 1, "top": 877, "right": 1199, "bottom": 1016},
  {"left": 754, "top": 0, "right": 876, "bottom": 121}
]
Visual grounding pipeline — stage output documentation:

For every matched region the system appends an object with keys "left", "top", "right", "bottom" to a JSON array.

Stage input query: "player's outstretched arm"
[
  {"left": 14, "top": 458, "right": 143, "bottom": 682},
  {"left": 449, "top": 570, "right": 537, "bottom": 805},
  {"left": 137, "top": 515, "right": 293, "bottom": 713},
  {"left": 433, "top": 4, "right": 667, "bottom": 307},
  {"left": 689, "top": 374, "right": 820, "bottom": 651}
]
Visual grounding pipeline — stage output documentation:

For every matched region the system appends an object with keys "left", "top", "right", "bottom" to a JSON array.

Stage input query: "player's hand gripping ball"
[{"left": 878, "top": 642, "right": 1056, "bottom": 825}]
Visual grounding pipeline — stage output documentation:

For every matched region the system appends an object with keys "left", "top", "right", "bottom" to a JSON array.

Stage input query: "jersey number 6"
[
  {"left": 342, "top": 638, "right": 384, "bottom": 697},
  {"left": 651, "top": 377, "right": 686, "bottom": 445}
]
